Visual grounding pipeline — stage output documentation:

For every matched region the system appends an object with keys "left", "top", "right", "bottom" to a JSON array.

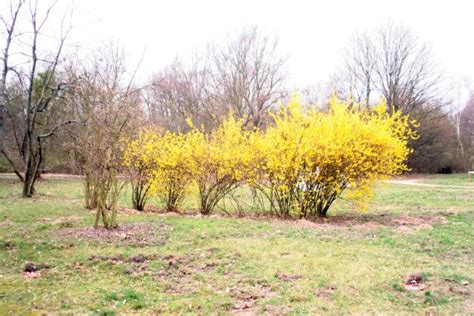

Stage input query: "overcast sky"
[{"left": 4, "top": 0, "right": 474, "bottom": 103}]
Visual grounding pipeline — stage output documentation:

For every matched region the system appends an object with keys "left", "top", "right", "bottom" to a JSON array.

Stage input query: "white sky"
[{"left": 4, "top": 0, "right": 474, "bottom": 103}]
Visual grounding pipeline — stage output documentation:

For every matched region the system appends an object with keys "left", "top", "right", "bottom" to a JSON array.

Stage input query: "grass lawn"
[{"left": 0, "top": 175, "right": 473, "bottom": 314}]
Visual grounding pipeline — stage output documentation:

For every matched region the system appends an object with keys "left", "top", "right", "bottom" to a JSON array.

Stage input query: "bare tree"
[
  {"left": 146, "top": 27, "right": 286, "bottom": 131},
  {"left": 339, "top": 23, "right": 444, "bottom": 114},
  {"left": 66, "top": 45, "right": 142, "bottom": 229},
  {"left": 146, "top": 57, "right": 213, "bottom": 131},
  {"left": 1, "top": 0, "right": 23, "bottom": 176},
  {"left": 209, "top": 26, "right": 286, "bottom": 128},
  {"left": 340, "top": 32, "right": 377, "bottom": 106},
  {"left": 460, "top": 93, "right": 474, "bottom": 170},
  {"left": 451, "top": 77, "right": 472, "bottom": 163},
  {"left": 1, "top": 0, "right": 73, "bottom": 197},
  {"left": 296, "top": 83, "right": 334, "bottom": 110},
  {"left": 336, "top": 23, "right": 458, "bottom": 172},
  {"left": 374, "top": 23, "right": 444, "bottom": 114}
]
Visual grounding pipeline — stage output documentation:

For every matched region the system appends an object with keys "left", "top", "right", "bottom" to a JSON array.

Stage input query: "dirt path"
[
  {"left": 385, "top": 179, "right": 474, "bottom": 190},
  {"left": 0, "top": 173, "right": 84, "bottom": 180}
]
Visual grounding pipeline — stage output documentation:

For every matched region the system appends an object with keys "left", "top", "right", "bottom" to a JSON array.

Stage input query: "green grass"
[
  {"left": 409, "top": 173, "right": 474, "bottom": 186},
  {"left": 0, "top": 174, "right": 473, "bottom": 314}
]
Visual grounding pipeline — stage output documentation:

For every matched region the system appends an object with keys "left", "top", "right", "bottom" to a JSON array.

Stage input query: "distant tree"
[
  {"left": 460, "top": 93, "right": 474, "bottom": 170},
  {"left": 0, "top": 1, "right": 22, "bottom": 158},
  {"left": 146, "top": 57, "right": 213, "bottom": 131},
  {"left": 407, "top": 109, "right": 459, "bottom": 173},
  {"left": 146, "top": 27, "right": 286, "bottom": 131},
  {"left": 209, "top": 26, "right": 287, "bottom": 129},
  {"left": 340, "top": 32, "right": 377, "bottom": 107},
  {"left": 337, "top": 23, "right": 456, "bottom": 173},
  {"left": 339, "top": 23, "right": 444, "bottom": 114},
  {"left": 0, "top": 0, "right": 73, "bottom": 197}
]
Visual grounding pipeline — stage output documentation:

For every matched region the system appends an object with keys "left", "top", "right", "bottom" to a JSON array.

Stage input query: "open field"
[{"left": 0, "top": 175, "right": 473, "bottom": 314}]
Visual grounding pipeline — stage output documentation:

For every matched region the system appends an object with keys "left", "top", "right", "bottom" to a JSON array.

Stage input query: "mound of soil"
[
  {"left": 405, "top": 273, "right": 426, "bottom": 291},
  {"left": 294, "top": 214, "right": 448, "bottom": 233}
]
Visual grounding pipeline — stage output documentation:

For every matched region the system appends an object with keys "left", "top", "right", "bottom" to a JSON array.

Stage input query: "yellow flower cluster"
[{"left": 123, "top": 95, "right": 416, "bottom": 217}]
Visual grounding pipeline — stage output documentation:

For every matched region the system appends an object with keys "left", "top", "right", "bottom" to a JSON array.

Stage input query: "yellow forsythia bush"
[
  {"left": 123, "top": 95, "right": 415, "bottom": 217},
  {"left": 122, "top": 127, "right": 161, "bottom": 210},
  {"left": 188, "top": 116, "right": 256, "bottom": 215},
  {"left": 148, "top": 130, "right": 201, "bottom": 212},
  {"left": 123, "top": 127, "right": 199, "bottom": 212},
  {"left": 252, "top": 95, "right": 416, "bottom": 218}
]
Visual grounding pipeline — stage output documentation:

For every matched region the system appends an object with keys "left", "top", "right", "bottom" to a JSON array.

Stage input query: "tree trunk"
[
  {"left": 22, "top": 148, "right": 41, "bottom": 197},
  {"left": 131, "top": 179, "right": 149, "bottom": 211},
  {"left": 85, "top": 173, "right": 99, "bottom": 209},
  {"left": 0, "top": 79, "right": 5, "bottom": 154},
  {"left": 22, "top": 162, "right": 37, "bottom": 197}
]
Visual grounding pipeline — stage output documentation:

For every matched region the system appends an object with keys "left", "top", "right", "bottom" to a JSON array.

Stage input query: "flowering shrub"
[
  {"left": 122, "top": 127, "right": 160, "bottom": 210},
  {"left": 150, "top": 130, "right": 201, "bottom": 212},
  {"left": 124, "top": 127, "right": 199, "bottom": 212},
  {"left": 188, "top": 116, "right": 256, "bottom": 215},
  {"left": 123, "top": 96, "right": 415, "bottom": 217},
  {"left": 253, "top": 96, "right": 416, "bottom": 217}
]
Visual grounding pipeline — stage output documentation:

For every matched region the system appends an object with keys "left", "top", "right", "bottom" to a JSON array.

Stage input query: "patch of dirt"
[
  {"left": 38, "top": 216, "right": 82, "bottom": 226},
  {"left": 2, "top": 241, "right": 15, "bottom": 250},
  {"left": 395, "top": 226, "right": 416, "bottom": 234},
  {"left": 445, "top": 280, "right": 474, "bottom": 313},
  {"left": 156, "top": 261, "right": 198, "bottom": 294},
  {"left": 119, "top": 207, "right": 161, "bottom": 214},
  {"left": 156, "top": 211, "right": 182, "bottom": 217},
  {"left": 262, "top": 305, "right": 292, "bottom": 314},
  {"left": 0, "top": 219, "right": 13, "bottom": 228},
  {"left": 22, "top": 262, "right": 51, "bottom": 279},
  {"left": 275, "top": 272, "right": 302, "bottom": 282},
  {"left": 155, "top": 250, "right": 241, "bottom": 295},
  {"left": 295, "top": 219, "right": 319, "bottom": 228},
  {"left": 158, "top": 251, "right": 226, "bottom": 277},
  {"left": 24, "top": 262, "right": 51, "bottom": 272},
  {"left": 450, "top": 286, "right": 471, "bottom": 296},
  {"left": 358, "top": 221, "right": 384, "bottom": 229},
  {"left": 392, "top": 215, "right": 447, "bottom": 226},
  {"left": 230, "top": 297, "right": 257, "bottom": 313},
  {"left": 295, "top": 215, "right": 380, "bottom": 228},
  {"left": 118, "top": 207, "right": 142, "bottom": 214},
  {"left": 228, "top": 283, "right": 277, "bottom": 314},
  {"left": 144, "top": 205, "right": 159, "bottom": 212},
  {"left": 292, "top": 214, "right": 448, "bottom": 234},
  {"left": 404, "top": 273, "right": 426, "bottom": 291},
  {"left": 447, "top": 279, "right": 473, "bottom": 298},
  {"left": 124, "top": 263, "right": 151, "bottom": 278},
  {"left": 58, "top": 222, "right": 170, "bottom": 246},
  {"left": 465, "top": 298, "right": 474, "bottom": 313},
  {"left": 88, "top": 253, "right": 159, "bottom": 277},
  {"left": 315, "top": 284, "right": 338, "bottom": 299},
  {"left": 438, "top": 208, "right": 463, "bottom": 216},
  {"left": 393, "top": 216, "right": 447, "bottom": 235},
  {"left": 22, "top": 271, "right": 44, "bottom": 279}
]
